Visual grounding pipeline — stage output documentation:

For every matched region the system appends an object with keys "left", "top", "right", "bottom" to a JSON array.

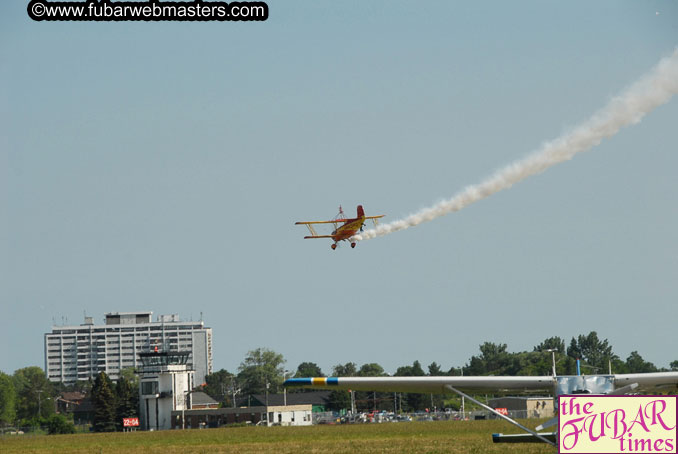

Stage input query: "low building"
[
  {"left": 72, "top": 397, "right": 95, "bottom": 425},
  {"left": 488, "top": 396, "right": 554, "bottom": 419},
  {"left": 56, "top": 391, "right": 86, "bottom": 414},
  {"left": 190, "top": 391, "right": 220, "bottom": 410},
  {"left": 173, "top": 404, "right": 313, "bottom": 429},
  {"left": 237, "top": 391, "right": 331, "bottom": 413}
]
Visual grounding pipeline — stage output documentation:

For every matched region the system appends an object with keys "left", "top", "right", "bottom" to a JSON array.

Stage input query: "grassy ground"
[{"left": 0, "top": 420, "right": 555, "bottom": 454}]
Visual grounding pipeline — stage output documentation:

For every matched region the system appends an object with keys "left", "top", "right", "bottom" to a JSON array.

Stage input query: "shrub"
[{"left": 47, "top": 414, "right": 76, "bottom": 435}]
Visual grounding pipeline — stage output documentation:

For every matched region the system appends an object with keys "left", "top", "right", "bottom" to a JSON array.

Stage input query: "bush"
[
  {"left": 47, "top": 414, "right": 76, "bottom": 435},
  {"left": 18, "top": 416, "right": 47, "bottom": 432}
]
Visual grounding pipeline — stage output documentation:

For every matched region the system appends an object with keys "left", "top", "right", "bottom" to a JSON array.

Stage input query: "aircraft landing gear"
[
  {"left": 331, "top": 244, "right": 337, "bottom": 250},
  {"left": 350, "top": 242, "right": 356, "bottom": 248}
]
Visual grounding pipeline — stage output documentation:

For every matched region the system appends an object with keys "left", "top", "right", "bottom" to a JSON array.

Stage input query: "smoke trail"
[{"left": 353, "top": 50, "right": 678, "bottom": 242}]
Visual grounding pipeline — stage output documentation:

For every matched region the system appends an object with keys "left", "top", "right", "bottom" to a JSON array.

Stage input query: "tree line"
[
  {"left": 203, "top": 332, "right": 677, "bottom": 413},
  {"left": 1, "top": 331, "right": 675, "bottom": 431},
  {"left": 0, "top": 367, "right": 138, "bottom": 433}
]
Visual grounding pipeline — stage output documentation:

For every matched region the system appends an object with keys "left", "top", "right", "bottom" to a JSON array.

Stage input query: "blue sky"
[{"left": 2, "top": 0, "right": 677, "bottom": 376}]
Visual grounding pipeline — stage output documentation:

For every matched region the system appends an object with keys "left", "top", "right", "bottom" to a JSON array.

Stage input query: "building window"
[{"left": 141, "top": 381, "right": 159, "bottom": 395}]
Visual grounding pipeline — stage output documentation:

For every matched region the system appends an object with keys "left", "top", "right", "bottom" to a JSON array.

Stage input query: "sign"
[
  {"left": 558, "top": 395, "right": 677, "bottom": 453},
  {"left": 494, "top": 407, "right": 508, "bottom": 416},
  {"left": 123, "top": 417, "right": 140, "bottom": 427}
]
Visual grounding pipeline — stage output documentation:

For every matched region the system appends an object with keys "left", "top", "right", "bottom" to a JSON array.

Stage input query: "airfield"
[{"left": 1, "top": 419, "right": 552, "bottom": 454}]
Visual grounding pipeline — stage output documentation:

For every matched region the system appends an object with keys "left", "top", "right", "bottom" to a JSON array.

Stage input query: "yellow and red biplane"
[{"left": 295, "top": 205, "right": 385, "bottom": 250}]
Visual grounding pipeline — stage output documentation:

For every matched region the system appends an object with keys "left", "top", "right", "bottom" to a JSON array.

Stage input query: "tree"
[
  {"left": 52, "top": 379, "right": 92, "bottom": 397},
  {"left": 566, "top": 338, "right": 582, "bottom": 361},
  {"left": 326, "top": 363, "right": 386, "bottom": 413},
  {"left": 12, "top": 367, "right": 54, "bottom": 421},
  {"left": 395, "top": 361, "right": 425, "bottom": 377},
  {"left": 355, "top": 364, "right": 390, "bottom": 412},
  {"left": 289, "top": 362, "right": 325, "bottom": 394},
  {"left": 670, "top": 361, "right": 678, "bottom": 371},
  {"left": 115, "top": 375, "right": 138, "bottom": 430},
  {"left": 567, "top": 332, "right": 618, "bottom": 373},
  {"left": 203, "top": 369, "right": 235, "bottom": 405},
  {"left": 511, "top": 351, "right": 555, "bottom": 376},
  {"left": 427, "top": 363, "right": 447, "bottom": 411},
  {"left": 327, "top": 363, "right": 357, "bottom": 412},
  {"left": 326, "top": 390, "right": 351, "bottom": 412},
  {"left": 332, "top": 363, "right": 357, "bottom": 377},
  {"left": 625, "top": 351, "right": 658, "bottom": 373},
  {"left": 294, "top": 362, "right": 323, "bottom": 378},
  {"left": 0, "top": 372, "right": 17, "bottom": 426},
  {"left": 479, "top": 343, "right": 510, "bottom": 371},
  {"left": 237, "top": 348, "right": 286, "bottom": 395},
  {"left": 91, "top": 372, "right": 116, "bottom": 432},
  {"left": 427, "top": 362, "right": 444, "bottom": 376},
  {"left": 47, "top": 413, "right": 76, "bottom": 435},
  {"left": 447, "top": 366, "right": 463, "bottom": 376},
  {"left": 118, "top": 368, "right": 139, "bottom": 390},
  {"left": 357, "top": 363, "right": 386, "bottom": 377},
  {"left": 465, "top": 342, "right": 512, "bottom": 375},
  {"left": 394, "top": 361, "right": 427, "bottom": 412},
  {"left": 533, "top": 336, "right": 565, "bottom": 354}
]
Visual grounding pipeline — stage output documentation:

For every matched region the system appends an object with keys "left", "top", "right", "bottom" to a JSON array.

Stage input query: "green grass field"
[{"left": 1, "top": 420, "right": 554, "bottom": 453}]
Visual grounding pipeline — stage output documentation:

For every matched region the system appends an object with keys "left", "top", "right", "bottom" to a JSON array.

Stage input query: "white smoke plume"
[{"left": 353, "top": 49, "right": 678, "bottom": 242}]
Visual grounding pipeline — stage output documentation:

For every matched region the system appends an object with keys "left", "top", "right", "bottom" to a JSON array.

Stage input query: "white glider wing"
[
  {"left": 284, "top": 371, "right": 678, "bottom": 395},
  {"left": 613, "top": 371, "right": 678, "bottom": 392},
  {"left": 284, "top": 376, "right": 555, "bottom": 394},
  {"left": 285, "top": 372, "right": 678, "bottom": 447}
]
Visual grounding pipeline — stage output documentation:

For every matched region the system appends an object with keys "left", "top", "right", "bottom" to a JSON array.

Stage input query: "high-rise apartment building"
[{"left": 44, "top": 311, "right": 212, "bottom": 385}]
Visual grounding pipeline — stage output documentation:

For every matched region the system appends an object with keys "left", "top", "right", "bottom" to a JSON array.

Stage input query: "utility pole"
[
  {"left": 545, "top": 349, "right": 557, "bottom": 377},
  {"left": 460, "top": 369, "right": 465, "bottom": 419},
  {"left": 283, "top": 370, "right": 289, "bottom": 406},
  {"left": 182, "top": 390, "right": 192, "bottom": 429},
  {"left": 182, "top": 392, "right": 185, "bottom": 429},
  {"left": 37, "top": 390, "right": 43, "bottom": 417},
  {"left": 228, "top": 376, "right": 239, "bottom": 408}
]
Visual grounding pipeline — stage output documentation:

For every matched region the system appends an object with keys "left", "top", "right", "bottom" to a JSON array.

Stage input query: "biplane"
[{"left": 295, "top": 205, "right": 385, "bottom": 250}]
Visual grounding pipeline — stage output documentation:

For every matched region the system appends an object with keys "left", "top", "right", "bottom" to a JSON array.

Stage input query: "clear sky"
[{"left": 2, "top": 0, "right": 677, "bottom": 377}]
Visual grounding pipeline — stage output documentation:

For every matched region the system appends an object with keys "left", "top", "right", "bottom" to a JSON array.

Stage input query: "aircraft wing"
[
  {"left": 284, "top": 376, "right": 555, "bottom": 394},
  {"left": 285, "top": 372, "right": 678, "bottom": 395},
  {"left": 613, "top": 371, "right": 678, "bottom": 392},
  {"left": 295, "top": 220, "right": 348, "bottom": 225},
  {"left": 364, "top": 215, "right": 385, "bottom": 220}
]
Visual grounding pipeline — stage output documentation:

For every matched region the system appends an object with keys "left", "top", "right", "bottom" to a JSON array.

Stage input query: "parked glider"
[
  {"left": 295, "top": 205, "right": 384, "bottom": 250},
  {"left": 285, "top": 370, "right": 678, "bottom": 446}
]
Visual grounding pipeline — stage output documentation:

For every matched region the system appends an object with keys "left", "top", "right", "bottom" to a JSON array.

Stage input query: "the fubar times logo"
[{"left": 559, "top": 395, "right": 677, "bottom": 453}]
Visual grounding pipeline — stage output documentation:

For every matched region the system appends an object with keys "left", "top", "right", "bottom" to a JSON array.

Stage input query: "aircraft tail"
[{"left": 357, "top": 205, "right": 365, "bottom": 218}]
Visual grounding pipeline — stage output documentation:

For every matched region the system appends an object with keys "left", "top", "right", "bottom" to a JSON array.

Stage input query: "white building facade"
[
  {"left": 139, "top": 351, "right": 193, "bottom": 431},
  {"left": 265, "top": 405, "right": 313, "bottom": 427},
  {"left": 44, "top": 311, "right": 212, "bottom": 385}
]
